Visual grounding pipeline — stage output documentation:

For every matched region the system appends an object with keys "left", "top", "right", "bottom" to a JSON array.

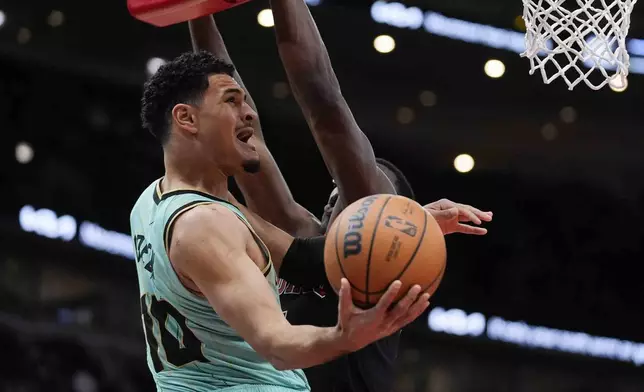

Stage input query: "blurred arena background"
[{"left": 1, "top": 0, "right": 644, "bottom": 391}]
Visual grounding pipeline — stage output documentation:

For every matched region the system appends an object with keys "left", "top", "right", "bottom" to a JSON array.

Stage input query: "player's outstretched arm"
[
  {"left": 189, "top": 16, "right": 319, "bottom": 237},
  {"left": 270, "top": 0, "right": 394, "bottom": 205},
  {"left": 168, "top": 204, "right": 429, "bottom": 370}
]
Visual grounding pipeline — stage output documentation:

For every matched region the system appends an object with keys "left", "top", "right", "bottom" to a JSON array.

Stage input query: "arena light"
[
  {"left": 17, "top": 27, "right": 31, "bottom": 44},
  {"left": 20, "top": 205, "right": 77, "bottom": 242},
  {"left": 627, "top": 38, "right": 644, "bottom": 56},
  {"left": 541, "top": 123, "right": 558, "bottom": 141},
  {"left": 424, "top": 12, "right": 526, "bottom": 54},
  {"left": 454, "top": 154, "right": 474, "bottom": 173},
  {"left": 272, "top": 82, "right": 290, "bottom": 99},
  {"left": 559, "top": 107, "right": 577, "bottom": 124},
  {"left": 47, "top": 10, "right": 64, "bottom": 27},
  {"left": 371, "top": 0, "right": 424, "bottom": 29},
  {"left": 374, "top": 35, "right": 396, "bottom": 54},
  {"left": 15, "top": 142, "right": 33, "bottom": 164},
  {"left": 514, "top": 15, "right": 526, "bottom": 31},
  {"left": 18, "top": 205, "right": 134, "bottom": 260},
  {"left": 79, "top": 221, "right": 135, "bottom": 260},
  {"left": 428, "top": 307, "right": 644, "bottom": 367},
  {"left": 0, "top": 11, "right": 6, "bottom": 28},
  {"left": 484, "top": 59, "right": 506, "bottom": 78},
  {"left": 396, "top": 107, "right": 415, "bottom": 124},
  {"left": 257, "top": 9, "right": 274, "bottom": 28},
  {"left": 146, "top": 57, "right": 166, "bottom": 76},
  {"left": 419, "top": 90, "right": 437, "bottom": 107}
]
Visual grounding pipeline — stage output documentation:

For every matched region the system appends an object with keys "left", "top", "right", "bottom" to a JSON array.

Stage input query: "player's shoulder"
[
  {"left": 173, "top": 203, "right": 246, "bottom": 240},
  {"left": 168, "top": 203, "right": 249, "bottom": 268}
]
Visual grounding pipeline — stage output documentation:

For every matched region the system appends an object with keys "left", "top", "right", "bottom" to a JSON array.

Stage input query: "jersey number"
[{"left": 141, "top": 294, "right": 208, "bottom": 372}]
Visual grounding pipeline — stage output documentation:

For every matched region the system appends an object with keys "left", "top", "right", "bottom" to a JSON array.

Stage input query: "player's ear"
[{"left": 172, "top": 103, "right": 198, "bottom": 135}]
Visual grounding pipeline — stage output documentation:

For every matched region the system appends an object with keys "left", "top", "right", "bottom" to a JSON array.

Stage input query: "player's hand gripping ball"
[{"left": 324, "top": 195, "right": 446, "bottom": 308}]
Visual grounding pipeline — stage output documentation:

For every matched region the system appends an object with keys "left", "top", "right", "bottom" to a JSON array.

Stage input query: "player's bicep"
[
  {"left": 192, "top": 252, "right": 287, "bottom": 357},
  {"left": 169, "top": 206, "right": 288, "bottom": 358}
]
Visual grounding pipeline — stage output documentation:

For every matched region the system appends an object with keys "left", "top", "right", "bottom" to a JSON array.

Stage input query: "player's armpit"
[
  {"left": 226, "top": 193, "right": 329, "bottom": 287},
  {"left": 226, "top": 193, "right": 327, "bottom": 285},
  {"left": 167, "top": 204, "right": 349, "bottom": 370},
  {"left": 224, "top": 193, "right": 294, "bottom": 272}
]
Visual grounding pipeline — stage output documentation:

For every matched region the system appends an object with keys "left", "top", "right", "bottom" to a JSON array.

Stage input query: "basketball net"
[{"left": 521, "top": 0, "right": 638, "bottom": 90}]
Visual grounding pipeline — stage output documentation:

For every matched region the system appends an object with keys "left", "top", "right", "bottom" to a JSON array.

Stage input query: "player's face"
[
  {"left": 198, "top": 74, "right": 260, "bottom": 175},
  {"left": 319, "top": 167, "right": 402, "bottom": 233}
]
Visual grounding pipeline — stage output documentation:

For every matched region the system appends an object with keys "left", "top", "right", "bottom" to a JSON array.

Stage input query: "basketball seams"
[
  {"left": 420, "top": 261, "right": 445, "bottom": 295},
  {"left": 369, "top": 205, "right": 429, "bottom": 295},
  {"left": 364, "top": 196, "right": 393, "bottom": 306}
]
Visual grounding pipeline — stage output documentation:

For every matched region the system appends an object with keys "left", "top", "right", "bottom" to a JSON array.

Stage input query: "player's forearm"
[
  {"left": 188, "top": 16, "right": 261, "bottom": 127},
  {"left": 262, "top": 324, "right": 350, "bottom": 370},
  {"left": 270, "top": 0, "right": 343, "bottom": 118}
]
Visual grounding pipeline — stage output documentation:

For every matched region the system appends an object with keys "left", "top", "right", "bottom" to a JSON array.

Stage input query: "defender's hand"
[
  {"left": 424, "top": 199, "right": 492, "bottom": 236},
  {"left": 336, "top": 279, "right": 429, "bottom": 352}
]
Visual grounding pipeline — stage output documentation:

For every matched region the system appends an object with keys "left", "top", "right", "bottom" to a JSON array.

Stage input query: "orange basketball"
[{"left": 324, "top": 194, "right": 446, "bottom": 308}]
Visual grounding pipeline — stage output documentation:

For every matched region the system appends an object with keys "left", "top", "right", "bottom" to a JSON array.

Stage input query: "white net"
[{"left": 521, "top": 0, "right": 638, "bottom": 90}]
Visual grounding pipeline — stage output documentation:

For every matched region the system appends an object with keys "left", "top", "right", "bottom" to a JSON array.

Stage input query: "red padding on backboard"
[{"left": 128, "top": 0, "right": 252, "bottom": 27}]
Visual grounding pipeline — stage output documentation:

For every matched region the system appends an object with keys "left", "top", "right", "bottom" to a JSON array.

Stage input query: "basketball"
[{"left": 324, "top": 194, "right": 447, "bottom": 308}]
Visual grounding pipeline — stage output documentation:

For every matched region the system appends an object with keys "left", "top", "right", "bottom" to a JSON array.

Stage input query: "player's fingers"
[
  {"left": 457, "top": 207, "right": 481, "bottom": 225},
  {"left": 392, "top": 293, "right": 431, "bottom": 331},
  {"left": 430, "top": 207, "right": 459, "bottom": 221},
  {"left": 337, "top": 279, "right": 354, "bottom": 324},
  {"left": 373, "top": 280, "right": 402, "bottom": 315},
  {"left": 386, "top": 284, "right": 422, "bottom": 323},
  {"left": 456, "top": 224, "right": 488, "bottom": 235},
  {"left": 464, "top": 204, "right": 493, "bottom": 222}
]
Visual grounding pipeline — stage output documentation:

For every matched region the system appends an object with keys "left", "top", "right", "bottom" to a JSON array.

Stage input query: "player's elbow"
[
  {"left": 250, "top": 329, "right": 299, "bottom": 371},
  {"left": 254, "top": 347, "right": 296, "bottom": 371}
]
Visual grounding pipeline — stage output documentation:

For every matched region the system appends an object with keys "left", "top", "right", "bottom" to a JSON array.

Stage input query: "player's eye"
[{"left": 225, "top": 96, "right": 236, "bottom": 103}]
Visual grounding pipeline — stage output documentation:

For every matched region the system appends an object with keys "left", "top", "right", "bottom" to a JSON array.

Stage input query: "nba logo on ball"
[
  {"left": 324, "top": 194, "right": 447, "bottom": 307},
  {"left": 383, "top": 216, "right": 418, "bottom": 237}
]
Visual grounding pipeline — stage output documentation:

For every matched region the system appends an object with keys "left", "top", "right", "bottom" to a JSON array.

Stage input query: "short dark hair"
[
  {"left": 140, "top": 51, "right": 235, "bottom": 144},
  {"left": 376, "top": 158, "right": 415, "bottom": 200}
]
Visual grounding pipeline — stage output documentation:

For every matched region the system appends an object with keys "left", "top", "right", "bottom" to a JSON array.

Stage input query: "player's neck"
[{"left": 163, "top": 151, "right": 229, "bottom": 200}]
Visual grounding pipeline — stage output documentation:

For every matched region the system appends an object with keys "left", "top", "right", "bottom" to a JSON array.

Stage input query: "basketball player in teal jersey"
[{"left": 130, "top": 52, "right": 432, "bottom": 392}]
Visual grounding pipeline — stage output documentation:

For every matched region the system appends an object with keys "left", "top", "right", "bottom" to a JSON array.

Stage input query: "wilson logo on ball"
[{"left": 343, "top": 196, "right": 378, "bottom": 258}]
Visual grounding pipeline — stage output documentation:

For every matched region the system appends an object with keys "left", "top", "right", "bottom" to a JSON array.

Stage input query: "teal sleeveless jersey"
[{"left": 129, "top": 179, "right": 309, "bottom": 392}]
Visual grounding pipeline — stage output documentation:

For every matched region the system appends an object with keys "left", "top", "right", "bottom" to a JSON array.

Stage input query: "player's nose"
[{"left": 241, "top": 103, "right": 257, "bottom": 123}]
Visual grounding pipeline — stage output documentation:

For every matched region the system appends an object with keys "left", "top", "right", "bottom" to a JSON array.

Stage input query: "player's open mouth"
[{"left": 236, "top": 127, "right": 254, "bottom": 144}]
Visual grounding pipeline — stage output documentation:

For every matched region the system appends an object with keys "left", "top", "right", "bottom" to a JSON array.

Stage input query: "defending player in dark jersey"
[
  {"left": 187, "top": 7, "right": 492, "bottom": 392},
  {"left": 268, "top": 2, "right": 492, "bottom": 390}
]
